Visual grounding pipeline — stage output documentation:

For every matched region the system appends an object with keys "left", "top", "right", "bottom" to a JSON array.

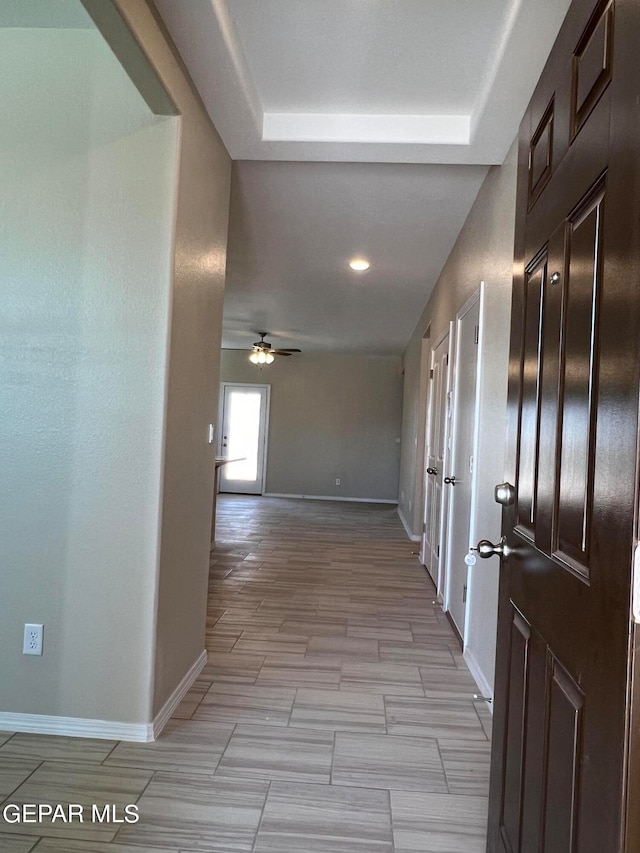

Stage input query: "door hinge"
[
  {"left": 423, "top": 522, "right": 427, "bottom": 533},
  {"left": 429, "top": 369, "right": 434, "bottom": 379},
  {"left": 463, "top": 583, "right": 467, "bottom": 604},
  {"left": 474, "top": 325, "right": 479, "bottom": 344}
]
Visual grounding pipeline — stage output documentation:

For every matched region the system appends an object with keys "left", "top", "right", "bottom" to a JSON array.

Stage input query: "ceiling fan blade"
[
  {"left": 272, "top": 350, "right": 292, "bottom": 356},
  {"left": 273, "top": 348, "right": 302, "bottom": 353}
]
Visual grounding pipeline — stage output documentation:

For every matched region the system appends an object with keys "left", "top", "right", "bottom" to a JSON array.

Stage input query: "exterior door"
[
  {"left": 421, "top": 330, "right": 452, "bottom": 590},
  {"left": 487, "top": 0, "right": 640, "bottom": 850},
  {"left": 445, "top": 294, "right": 481, "bottom": 639},
  {"left": 219, "top": 383, "right": 270, "bottom": 495}
]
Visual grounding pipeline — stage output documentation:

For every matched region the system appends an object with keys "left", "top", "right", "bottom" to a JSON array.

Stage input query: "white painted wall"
[
  {"left": 220, "top": 350, "right": 403, "bottom": 501},
  {"left": 0, "top": 28, "right": 177, "bottom": 723},
  {"left": 397, "top": 140, "right": 518, "bottom": 695}
]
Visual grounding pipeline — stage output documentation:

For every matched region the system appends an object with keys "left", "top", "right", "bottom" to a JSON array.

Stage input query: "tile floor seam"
[
  {"left": 0, "top": 757, "right": 45, "bottom": 802},
  {"left": 473, "top": 699, "right": 492, "bottom": 741},
  {"left": 99, "top": 739, "right": 120, "bottom": 765},
  {"left": 329, "top": 728, "right": 337, "bottom": 785},
  {"left": 252, "top": 778, "right": 273, "bottom": 851},
  {"left": 435, "top": 738, "right": 452, "bottom": 795},
  {"left": 109, "top": 766, "right": 158, "bottom": 845},
  {"left": 212, "top": 721, "right": 238, "bottom": 774}
]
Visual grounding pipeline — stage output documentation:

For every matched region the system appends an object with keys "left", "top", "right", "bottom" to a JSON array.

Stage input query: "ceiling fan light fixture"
[
  {"left": 349, "top": 258, "right": 370, "bottom": 271},
  {"left": 248, "top": 332, "right": 301, "bottom": 365}
]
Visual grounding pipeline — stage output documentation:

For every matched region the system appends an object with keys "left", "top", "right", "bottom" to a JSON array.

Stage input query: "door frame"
[
  {"left": 420, "top": 323, "right": 454, "bottom": 599},
  {"left": 218, "top": 382, "right": 271, "bottom": 495},
  {"left": 442, "top": 284, "right": 484, "bottom": 643}
]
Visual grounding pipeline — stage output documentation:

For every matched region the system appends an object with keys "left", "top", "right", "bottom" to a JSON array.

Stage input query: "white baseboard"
[
  {"left": 463, "top": 647, "right": 494, "bottom": 712},
  {"left": 397, "top": 506, "right": 420, "bottom": 542},
  {"left": 151, "top": 649, "right": 207, "bottom": 740},
  {"left": 0, "top": 650, "right": 208, "bottom": 743},
  {"left": 263, "top": 493, "right": 398, "bottom": 505},
  {"left": 0, "top": 711, "right": 153, "bottom": 742}
]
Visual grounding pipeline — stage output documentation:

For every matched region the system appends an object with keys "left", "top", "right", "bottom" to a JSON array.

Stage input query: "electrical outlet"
[
  {"left": 335, "top": 478, "right": 341, "bottom": 486},
  {"left": 23, "top": 624, "right": 43, "bottom": 656}
]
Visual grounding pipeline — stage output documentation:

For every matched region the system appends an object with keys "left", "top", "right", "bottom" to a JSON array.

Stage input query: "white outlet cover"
[{"left": 23, "top": 623, "right": 43, "bottom": 656}]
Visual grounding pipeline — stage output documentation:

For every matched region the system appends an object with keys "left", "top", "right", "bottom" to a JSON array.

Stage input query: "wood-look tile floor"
[{"left": 0, "top": 496, "right": 491, "bottom": 852}]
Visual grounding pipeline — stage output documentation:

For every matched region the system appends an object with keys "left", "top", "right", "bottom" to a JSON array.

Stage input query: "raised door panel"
[
  {"left": 515, "top": 256, "right": 547, "bottom": 541},
  {"left": 499, "top": 608, "right": 531, "bottom": 853},
  {"left": 554, "top": 181, "right": 605, "bottom": 576},
  {"left": 571, "top": 0, "right": 614, "bottom": 137},
  {"left": 541, "top": 659, "right": 584, "bottom": 853}
]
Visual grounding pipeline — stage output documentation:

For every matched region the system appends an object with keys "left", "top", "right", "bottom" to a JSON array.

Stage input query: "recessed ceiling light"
[{"left": 349, "top": 258, "right": 370, "bottom": 271}]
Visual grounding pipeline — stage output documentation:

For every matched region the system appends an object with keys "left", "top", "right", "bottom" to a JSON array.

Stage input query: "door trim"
[
  {"left": 219, "top": 382, "right": 271, "bottom": 495},
  {"left": 465, "top": 283, "right": 486, "bottom": 649},
  {"left": 420, "top": 323, "right": 454, "bottom": 597},
  {"left": 442, "top": 285, "right": 484, "bottom": 642}
]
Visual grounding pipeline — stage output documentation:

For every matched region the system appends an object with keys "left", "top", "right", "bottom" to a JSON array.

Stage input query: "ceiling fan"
[{"left": 249, "top": 332, "right": 302, "bottom": 364}]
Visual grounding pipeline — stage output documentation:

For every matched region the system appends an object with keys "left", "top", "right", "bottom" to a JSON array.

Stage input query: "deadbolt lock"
[{"left": 494, "top": 482, "right": 515, "bottom": 506}]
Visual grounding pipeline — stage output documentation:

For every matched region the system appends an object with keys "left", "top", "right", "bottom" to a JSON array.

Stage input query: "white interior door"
[
  {"left": 444, "top": 293, "right": 481, "bottom": 639},
  {"left": 219, "top": 383, "right": 270, "bottom": 495},
  {"left": 421, "top": 330, "right": 451, "bottom": 590}
]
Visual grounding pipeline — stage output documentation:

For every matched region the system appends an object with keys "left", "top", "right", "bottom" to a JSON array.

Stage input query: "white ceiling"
[
  {"left": 152, "top": 0, "right": 571, "bottom": 355},
  {"left": 223, "top": 161, "right": 488, "bottom": 353},
  {"left": 154, "top": 0, "right": 570, "bottom": 164}
]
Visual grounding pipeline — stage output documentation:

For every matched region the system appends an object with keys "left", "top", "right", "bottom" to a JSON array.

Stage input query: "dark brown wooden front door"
[{"left": 487, "top": 0, "right": 640, "bottom": 850}]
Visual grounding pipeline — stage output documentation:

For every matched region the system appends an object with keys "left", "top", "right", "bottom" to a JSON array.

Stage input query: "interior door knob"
[
  {"left": 427, "top": 467, "right": 438, "bottom": 476},
  {"left": 473, "top": 536, "right": 509, "bottom": 559},
  {"left": 444, "top": 476, "right": 457, "bottom": 485}
]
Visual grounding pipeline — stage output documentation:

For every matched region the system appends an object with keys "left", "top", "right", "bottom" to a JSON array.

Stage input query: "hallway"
[{"left": 0, "top": 496, "right": 491, "bottom": 852}]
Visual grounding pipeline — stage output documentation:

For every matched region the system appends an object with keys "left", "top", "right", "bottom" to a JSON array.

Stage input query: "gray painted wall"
[
  {"left": 398, "top": 139, "right": 518, "bottom": 693},
  {"left": 0, "top": 2, "right": 232, "bottom": 729},
  {"left": 110, "top": 0, "right": 233, "bottom": 719},
  {"left": 221, "top": 351, "right": 403, "bottom": 502},
  {"left": 0, "top": 27, "right": 177, "bottom": 722}
]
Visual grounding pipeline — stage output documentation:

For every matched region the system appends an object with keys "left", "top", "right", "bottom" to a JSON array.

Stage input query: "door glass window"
[{"left": 226, "top": 391, "right": 261, "bottom": 481}]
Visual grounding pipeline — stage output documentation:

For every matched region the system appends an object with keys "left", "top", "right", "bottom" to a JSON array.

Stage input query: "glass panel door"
[{"left": 219, "top": 384, "right": 269, "bottom": 494}]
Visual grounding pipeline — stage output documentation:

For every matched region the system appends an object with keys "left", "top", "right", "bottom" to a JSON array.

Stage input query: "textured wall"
[
  {"left": 397, "top": 139, "right": 518, "bottom": 692},
  {"left": 108, "top": 1, "right": 233, "bottom": 717},
  {"left": 0, "top": 28, "right": 177, "bottom": 721},
  {"left": 220, "top": 351, "right": 403, "bottom": 502}
]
